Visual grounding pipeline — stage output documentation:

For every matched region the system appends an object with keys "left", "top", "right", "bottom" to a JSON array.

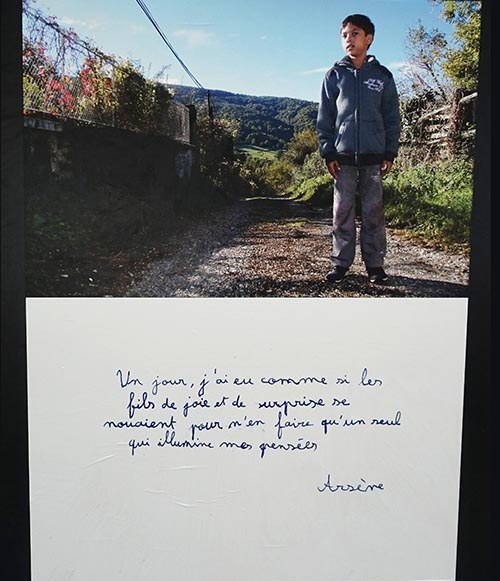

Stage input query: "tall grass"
[
  {"left": 383, "top": 157, "right": 473, "bottom": 245},
  {"left": 282, "top": 154, "right": 473, "bottom": 247},
  {"left": 287, "top": 174, "right": 332, "bottom": 206}
]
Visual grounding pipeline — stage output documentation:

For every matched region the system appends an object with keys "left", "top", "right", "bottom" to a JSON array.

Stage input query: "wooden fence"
[{"left": 404, "top": 91, "right": 477, "bottom": 156}]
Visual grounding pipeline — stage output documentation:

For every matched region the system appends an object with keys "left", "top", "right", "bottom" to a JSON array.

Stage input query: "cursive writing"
[{"left": 317, "top": 473, "right": 384, "bottom": 493}]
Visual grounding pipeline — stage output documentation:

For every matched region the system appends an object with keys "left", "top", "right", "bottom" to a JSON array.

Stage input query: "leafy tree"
[
  {"left": 430, "top": 0, "right": 481, "bottom": 91},
  {"left": 263, "top": 160, "right": 295, "bottom": 193},
  {"left": 197, "top": 113, "right": 235, "bottom": 177},
  {"left": 298, "top": 150, "right": 327, "bottom": 181},
  {"left": 113, "top": 61, "right": 154, "bottom": 131},
  {"left": 402, "top": 1, "right": 481, "bottom": 98},
  {"left": 403, "top": 22, "right": 451, "bottom": 101},
  {"left": 283, "top": 129, "right": 318, "bottom": 166},
  {"left": 239, "top": 157, "right": 274, "bottom": 195}
]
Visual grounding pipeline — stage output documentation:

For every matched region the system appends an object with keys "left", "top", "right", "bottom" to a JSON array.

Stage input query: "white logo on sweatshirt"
[{"left": 364, "top": 78, "right": 384, "bottom": 92}]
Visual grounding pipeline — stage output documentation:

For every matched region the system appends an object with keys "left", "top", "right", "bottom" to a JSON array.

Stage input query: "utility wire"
[
  {"left": 133, "top": 0, "right": 215, "bottom": 124},
  {"left": 133, "top": 0, "right": 204, "bottom": 90}
]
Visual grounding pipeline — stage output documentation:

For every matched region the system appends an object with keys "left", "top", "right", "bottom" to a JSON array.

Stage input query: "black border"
[
  {"left": 1, "top": 1, "right": 491, "bottom": 579},
  {"left": 456, "top": 0, "right": 491, "bottom": 579},
  {"left": 2, "top": 0, "right": 31, "bottom": 580}
]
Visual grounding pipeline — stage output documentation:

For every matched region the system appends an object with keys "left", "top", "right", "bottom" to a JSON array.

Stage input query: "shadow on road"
[
  {"left": 379, "top": 274, "right": 468, "bottom": 297},
  {"left": 243, "top": 195, "right": 331, "bottom": 221},
  {"left": 198, "top": 272, "right": 468, "bottom": 298}
]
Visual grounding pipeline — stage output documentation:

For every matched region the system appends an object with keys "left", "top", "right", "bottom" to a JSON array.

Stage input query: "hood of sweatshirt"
[
  {"left": 335, "top": 54, "right": 381, "bottom": 69},
  {"left": 316, "top": 54, "right": 401, "bottom": 163}
]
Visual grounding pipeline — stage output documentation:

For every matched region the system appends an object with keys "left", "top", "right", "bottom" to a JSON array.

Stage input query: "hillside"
[{"left": 170, "top": 85, "right": 318, "bottom": 151}]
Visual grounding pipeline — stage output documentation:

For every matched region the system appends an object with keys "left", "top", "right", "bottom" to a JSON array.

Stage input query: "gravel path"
[{"left": 126, "top": 196, "right": 469, "bottom": 298}]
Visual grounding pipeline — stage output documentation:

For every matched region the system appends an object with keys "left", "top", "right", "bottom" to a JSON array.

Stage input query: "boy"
[{"left": 316, "top": 14, "right": 400, "bottom": 284}]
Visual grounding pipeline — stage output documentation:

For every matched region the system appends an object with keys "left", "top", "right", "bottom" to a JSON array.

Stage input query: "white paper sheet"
[{"left": 26, "top": 298, "right": 467, "bottom": 581}]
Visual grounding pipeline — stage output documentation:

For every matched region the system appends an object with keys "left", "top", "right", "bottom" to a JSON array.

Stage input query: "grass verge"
[
  {"left": 383, "top": 157, "right": 473, "bottom": 248},
  {"left": 285, "top": 157, "right": 473, "bottom": 249},
  {"left": 237, "top": 145, "right": 279, "bottom": 160}
]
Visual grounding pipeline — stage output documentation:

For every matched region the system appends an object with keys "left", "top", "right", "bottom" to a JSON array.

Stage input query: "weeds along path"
[{"left": 125, "top": 196, "right": 469, "bottom": 298}]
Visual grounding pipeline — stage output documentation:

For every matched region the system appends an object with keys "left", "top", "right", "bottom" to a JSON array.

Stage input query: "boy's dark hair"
[{"left": 341, "top": 14, "right": 375, "bottom": 38}]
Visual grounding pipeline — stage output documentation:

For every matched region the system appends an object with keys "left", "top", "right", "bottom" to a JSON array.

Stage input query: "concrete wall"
[{"left": 24, "top": 116, "right": 200, "bottom": 208}]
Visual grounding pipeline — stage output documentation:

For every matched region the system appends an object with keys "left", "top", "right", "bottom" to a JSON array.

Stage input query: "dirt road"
[{"left": 125, "top": 196, "right": 469, "bottom": 298}]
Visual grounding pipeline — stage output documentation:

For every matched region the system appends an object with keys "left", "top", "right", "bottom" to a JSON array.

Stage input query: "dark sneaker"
[
  {"left": 326, "top": 266, "right": 348, "bottom": 283},
  {"left": 367, "top": 267, "right": 389, "bottom": 284}
]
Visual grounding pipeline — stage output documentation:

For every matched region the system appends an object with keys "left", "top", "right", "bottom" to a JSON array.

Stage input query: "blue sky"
[{"left": 30, "top": 0, "right": 454, "bottom": 102}]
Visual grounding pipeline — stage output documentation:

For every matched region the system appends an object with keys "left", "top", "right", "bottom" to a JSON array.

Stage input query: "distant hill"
[{"left": 170, "top": 85, "right": 318, "bottom": 151}]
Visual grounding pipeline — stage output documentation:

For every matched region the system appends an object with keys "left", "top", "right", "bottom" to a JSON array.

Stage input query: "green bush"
[
  {"left": 287, "top": 174, "right": 332, "bottom": 206},
  {"left": 238, "top": 156, "right": 274, "bottom": 195},
  {"left": 290, "top": 149, "right": 325, "bottom": 183},
  {"left": 383, "top": 157, "right": 473, "bottom": 244},
  {"left": 263, "top": 160, "right": 295, "bottom": 193},
  {"left": 196, "top": 114, "right": 258, "bottom": 201},
  {"left": 282, "top": 129, "right": 318, "bottom": 165}
]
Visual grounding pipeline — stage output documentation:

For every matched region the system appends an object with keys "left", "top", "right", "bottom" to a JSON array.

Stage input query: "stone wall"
[
  {"left": 24, "top": 116, "right": 200, "bottom": 207},
  {"left": 24, "top": 115, "right": 205, "bottom": 296}
]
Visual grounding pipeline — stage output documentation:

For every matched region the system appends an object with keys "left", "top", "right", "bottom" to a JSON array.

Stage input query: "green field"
[{"left": 236, "top": 145, "right": 279, "bottom": 160}]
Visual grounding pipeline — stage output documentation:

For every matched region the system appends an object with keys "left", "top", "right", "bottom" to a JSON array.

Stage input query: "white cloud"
[
  {"left": 301, "top": 67, "right": 329, "bottom": 75},
  {"left": 387, "top": 61, "right": 411, "bottom": 71},
  {"left": 59, "top": 16, "right": 101, "bottom": 31},
  {"left": 173, "top": 28, "right": 215, "bottom": 47},
  {"left": 151, "top": 69, "right": 179, "bottom": 85},
  {"left": 260, "top": 35, "right": 268, "bottom": 40}
]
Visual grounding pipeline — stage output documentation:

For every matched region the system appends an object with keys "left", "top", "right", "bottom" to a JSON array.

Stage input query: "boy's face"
[{"left": 341, "top": 22, "right": 373, "bottom": 59}]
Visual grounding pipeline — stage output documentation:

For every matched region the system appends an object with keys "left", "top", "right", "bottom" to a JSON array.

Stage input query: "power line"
[
  {"left": 133, "top": 0, "right": 216, "bottom": 125},
  {"left": 133, "top": 0, "right": 204, "bottom": 90}
]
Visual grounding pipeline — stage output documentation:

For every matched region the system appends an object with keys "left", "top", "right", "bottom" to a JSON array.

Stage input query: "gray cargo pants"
[{"left": 332, "top": 164, "right": 386, "bottom": 269}]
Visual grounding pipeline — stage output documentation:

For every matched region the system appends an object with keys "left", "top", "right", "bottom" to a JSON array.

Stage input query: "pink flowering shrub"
[{"left": 22, "top": 7, "right": 173, "bottom": 132}]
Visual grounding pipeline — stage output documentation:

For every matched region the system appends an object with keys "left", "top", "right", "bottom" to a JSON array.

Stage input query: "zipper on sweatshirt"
[{"left": 354, "top": 68, "right": 361, "bottom": 166}]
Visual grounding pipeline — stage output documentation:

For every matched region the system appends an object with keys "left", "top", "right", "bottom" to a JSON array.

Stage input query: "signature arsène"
[{"left": 317, "top": 473, "right": 384, "bottom": 493}]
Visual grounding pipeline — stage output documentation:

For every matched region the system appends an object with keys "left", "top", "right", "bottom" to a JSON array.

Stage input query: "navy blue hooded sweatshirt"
[{"left": 316, "top": 55, "right": 401, "bottom": 165}]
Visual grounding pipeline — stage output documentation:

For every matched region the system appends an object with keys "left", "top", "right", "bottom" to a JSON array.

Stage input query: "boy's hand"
[
  {"left": 327, "top": 160, "right": 341, "bottom": 179},
  {"left": 380, "top": 160, "right": 393, "bottom": 178}
]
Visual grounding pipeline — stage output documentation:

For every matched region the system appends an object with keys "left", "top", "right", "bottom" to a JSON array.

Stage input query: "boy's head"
[{"left": 340, "top": 14, "right": 375, "bottom": 60}]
